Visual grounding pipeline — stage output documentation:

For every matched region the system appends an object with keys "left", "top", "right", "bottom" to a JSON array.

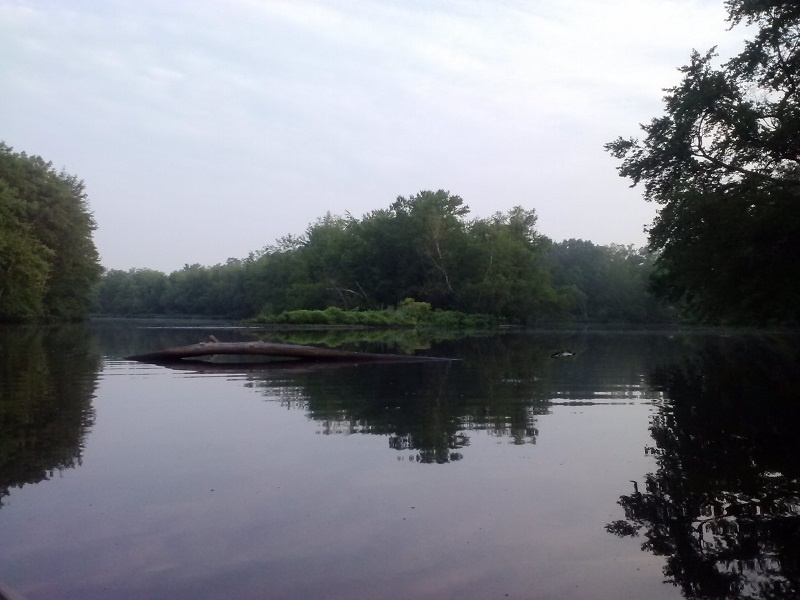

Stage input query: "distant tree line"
[
  {"left": 92, "top": 190, "right": 670, "bottom": 324},
  {"left": 547, "top": 240, "right": 669, "bottom": 322},
  {"left": 0, "top": 143, "right": 102, "bottom": 321}
]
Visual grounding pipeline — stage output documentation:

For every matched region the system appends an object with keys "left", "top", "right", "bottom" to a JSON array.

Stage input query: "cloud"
[{"left": 0, "top": 0, "right": 746, "bottom": 271}]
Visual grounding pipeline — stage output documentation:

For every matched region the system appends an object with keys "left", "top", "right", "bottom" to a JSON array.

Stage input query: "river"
[{"left": 1, "top": 322, "right": 798, "bottom": 599}]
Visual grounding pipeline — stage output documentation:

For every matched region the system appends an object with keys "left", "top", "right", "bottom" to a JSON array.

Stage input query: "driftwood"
[{"left": 125, "top": 340, "right": 450, "bottom": 364}]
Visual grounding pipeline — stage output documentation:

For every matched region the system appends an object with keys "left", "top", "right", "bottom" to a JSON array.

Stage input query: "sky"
[{"left": 1, "top": 0, "right": 748, "bottom": 273}]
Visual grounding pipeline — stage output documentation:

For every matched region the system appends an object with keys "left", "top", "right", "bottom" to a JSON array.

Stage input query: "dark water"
[{"left": 1, "top": 323, "right": 799, "bottom": 599}]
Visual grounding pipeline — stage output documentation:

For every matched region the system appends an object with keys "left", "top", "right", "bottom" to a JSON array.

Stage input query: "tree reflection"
[
  {"left": 247, "top": 331, "right": 671, "bottom": 464},
  {"left": 607, "top": 335, "right": 800, "bottom": 598},
  {"left": 0, "top": 325, "right": 100, "bottom": 507},
  {"left": 245, "top": 334, "right": 553, "bottom": 463},
  {"left": 144, "top": 328, "right": 673, "bottom": 464}
]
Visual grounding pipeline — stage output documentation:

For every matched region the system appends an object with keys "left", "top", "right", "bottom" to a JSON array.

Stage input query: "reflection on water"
[
  {"left": 248, "top": 339, "right": 549, "bottom": 464},
  {"left": 0, "top": 325, "right": 100, "bottom": 507},
  {"left": 2, "top": 322, "right": 799, "bottom": 598},
  {"left": 607, "top": 334, "right": 800, "bottom": 598},
  {"left": 198, "top": 332, "right": 675, "bottom": 464}
]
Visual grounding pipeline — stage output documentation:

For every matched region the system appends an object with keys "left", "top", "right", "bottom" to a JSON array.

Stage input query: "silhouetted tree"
[{"left": 606, "top": 1, "right": 800, "bottom": 324}]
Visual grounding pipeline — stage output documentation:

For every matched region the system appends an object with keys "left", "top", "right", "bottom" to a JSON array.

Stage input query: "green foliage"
[
  {"left": 94, "top": 189, "right": 564, "bottom": 323},
  {"left": 0, "top": 181, "right": 53, "bottom": 319},
  {"left": 459, "top": 208, "right": 560, "bottom": 322},
  {"left": 254, "top": 298, "right": 496, "bottom": 328},
  {"left": 93, "top": 262, "right": 252, "bottom": 318},
  {"left": 0, "top": 143, "right": 102, "bottom": 321},
  {"left": 93, "top": 188, "right": 665, "bottom": 324},
  {"left": 397, "top": 298, "right": 432, "bottom": 324},
  {"left": 547, "top": 240, "right": 673, "bottom": 322},
  {"left": 606, "top": 1, "right": 800, "bottom": 324},
  {"left": 257, "top": 324, "right": 474, "bottom": 353},
  {"left": 93, "top": 268, "right": 168, "bottom": 316}
]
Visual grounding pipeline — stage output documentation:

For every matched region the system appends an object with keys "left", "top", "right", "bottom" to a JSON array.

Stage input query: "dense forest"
[
  {"left": 90, "top": 190, "right": 669, "bottom": 324},
  {"left": 0, "top": 143, "right": 102, "bottom": 321}
]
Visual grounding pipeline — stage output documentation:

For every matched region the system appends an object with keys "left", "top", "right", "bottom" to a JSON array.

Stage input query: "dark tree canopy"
[
  {"left": 606, "top": 0, "right": 800, "bottom": 324},
  {"left": 0, "top": 143, "right": 102, "bottom": 321}
]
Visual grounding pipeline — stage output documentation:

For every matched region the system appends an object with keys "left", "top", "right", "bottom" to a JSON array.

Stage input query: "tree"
[
  {"left": 0, "top": 181, "right": 53, "bottom": 319},
  {"left": 547, "top": 240, "right": 669, "bottom": 322},
  {"left": 461, "top": 208, "right": 559, "bottom": 322},
  {"left": 0, "top": 143, "right": 102, "bottom": 320},
  {"left": 606, "top": 1, "right": 800, "bottom": 324},
  {"left": 390, "top": 190, "right": 471, "bottom": 305}
]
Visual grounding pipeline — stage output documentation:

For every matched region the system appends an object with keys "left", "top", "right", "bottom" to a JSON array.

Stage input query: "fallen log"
[{"left": 125, "top": 340, "right": 451, "bottom": 364}]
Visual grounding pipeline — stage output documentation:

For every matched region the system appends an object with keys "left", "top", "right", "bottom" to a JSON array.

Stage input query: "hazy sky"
[{"left": 2, "top": 0, "right": 746, "bottom": 273}]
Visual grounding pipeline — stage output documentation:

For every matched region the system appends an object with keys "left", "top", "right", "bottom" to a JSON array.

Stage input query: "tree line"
[
  {"left": 0, "top": 142, "right": 668, "bottom": 325},
  {"left": 91, "top": 190, "right": 669, "bottom": 323}
]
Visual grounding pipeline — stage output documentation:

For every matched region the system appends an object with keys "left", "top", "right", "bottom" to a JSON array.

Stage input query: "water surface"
[{"left": 1, "top": 324, "right": 798, "bottom": 599}]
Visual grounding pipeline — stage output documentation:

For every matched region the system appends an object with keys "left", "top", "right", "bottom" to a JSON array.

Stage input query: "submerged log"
[{"left": 125, "top": 340, "right": 450, "bottom": 364}]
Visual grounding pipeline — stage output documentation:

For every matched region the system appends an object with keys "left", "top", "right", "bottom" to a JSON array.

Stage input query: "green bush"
[{"left": 254, "top": 300, "right": 496, "bottom": 328}]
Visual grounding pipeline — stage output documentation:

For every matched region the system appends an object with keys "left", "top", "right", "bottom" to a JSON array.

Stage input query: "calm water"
[{"left": 1, "top": 323, "right": 799, "bottom": 599}]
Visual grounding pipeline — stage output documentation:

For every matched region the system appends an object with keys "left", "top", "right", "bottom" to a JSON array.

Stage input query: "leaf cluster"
[
  {"left": 606, "top": 1, "right": 800, "bottom": 324},
  {"left": 254, "top": 299, "right": 496, "bottom": 329},
  {"left": 0, "top": 143, "right": 102, "bottom": 321}
]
